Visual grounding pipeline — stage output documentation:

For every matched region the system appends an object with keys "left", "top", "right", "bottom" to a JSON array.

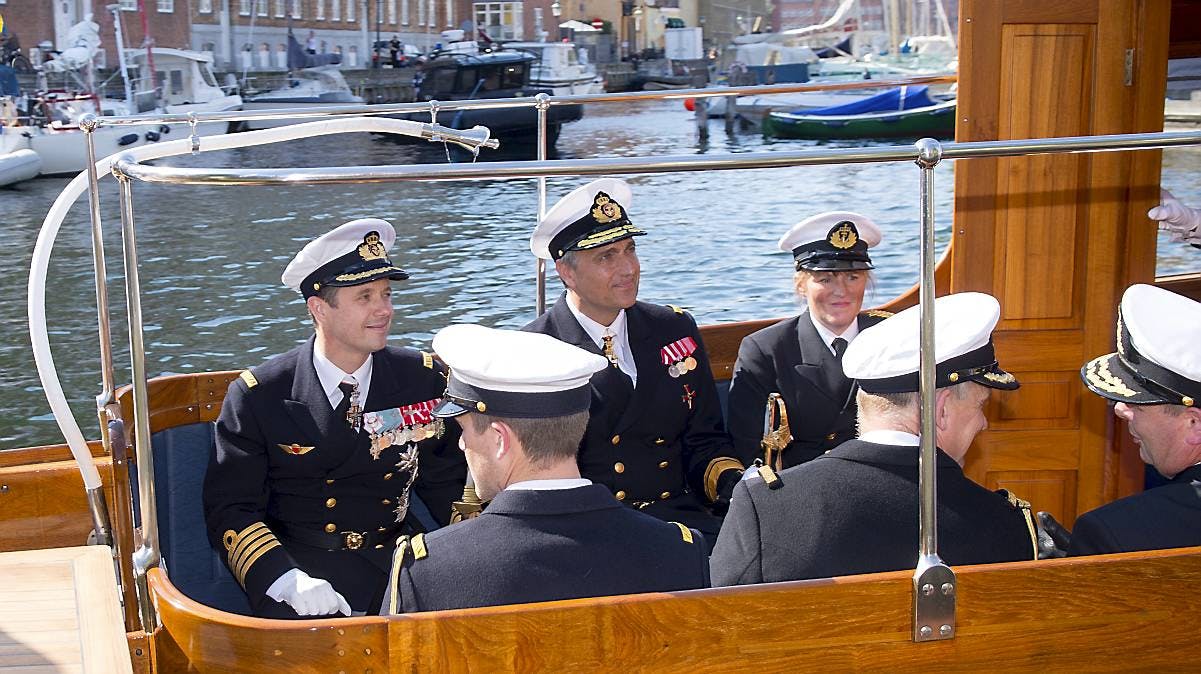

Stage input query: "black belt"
[{"left": 273, "top": 521, "right": 413, "bottom": 551}]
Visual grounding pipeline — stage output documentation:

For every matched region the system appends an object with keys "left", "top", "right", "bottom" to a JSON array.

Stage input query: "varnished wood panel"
[
  {"left": 988, "top": 371, "right": 1080, "bottom": 430},
  {"left": 987, "top": 469, "right": 1079, "bottom": 524},
  {"left": 148, "top": 549, "right": 1201, "bottom": 671},
  {"left": 0, "top": 458, "right": 115, "bottom": 553}
]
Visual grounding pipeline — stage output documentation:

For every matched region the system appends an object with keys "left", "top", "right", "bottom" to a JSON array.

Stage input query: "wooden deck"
[{"left": 0, "top": 547, "right": 131, "bottom": 673}]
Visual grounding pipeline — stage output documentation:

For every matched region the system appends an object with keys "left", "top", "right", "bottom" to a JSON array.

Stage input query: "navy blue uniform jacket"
[
  {"left": 203, "top": 337, "right": 466, "bottom": 615},
  {"left": 710, "top": 439, "right": 1038, "bottom": 585},
  {"left": 1068, "top": 464, "right": 1201, "bottom": 556},
  {"left": 383, "top": 484, "right": 710, "bottom": 613},
  {"left": 727, "top": 311, "right": 887, "bottom": 469},
  {"left": 524, "top": 297, "right": 743, "bottom": 539}
]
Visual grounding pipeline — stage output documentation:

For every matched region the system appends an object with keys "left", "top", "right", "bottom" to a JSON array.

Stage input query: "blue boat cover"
[
  {"left": 0, "top": 66, "right": 19, "bottom": 97},
  {"left": 798, "top": 85, "right": 939, "bottom": 116}
]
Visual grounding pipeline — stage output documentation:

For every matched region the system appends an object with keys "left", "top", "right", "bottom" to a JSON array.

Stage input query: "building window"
[
  {"left": 387, "top": 0, "right": 396, "bottom": 24},
  {"left": 401, "top": 0, "right": 409, "bottom": 25},
  {"left": 331, "top": 0, "right": 340, "bottom": 21},
  {"left": 274, "top": 0, "right": 285, "bottom": 17},
  {"left": 347, "top": 46, "right": 358, "bottom": 67},
  {"left": 198, "top": 0, "right": 213, "bottom": 12},
  {"left": 157, "top": 0, "right": 174, "bottom": 11},
  {"left": 276, "top": 43, "right": 288, "bottom": 67},
  {"left": 291, "top": 0, "right": 301, "bottom": 18},
  {"left": 257, "top": 0, "right": 268, "bottom": 17},
  {"left": 474, "top": 2, "right": 522, "bottom": 40},
  {"left": 346, "top": 0, "right": 354, "bottom": 21},
  {"left": 239, "top": 0, "right": 251, "bottom": 15},
  {"left": 418, "top": 0, "right": 426, "bottom": 26},
  {"left": 316, "top": 0, "right": 324, "bottom": 19},
  {"left": 120, "top": 0, "right": 138, "bottom": 10},
  {"left": 444, "top": 0, "right": 452, "bottom": 27}
]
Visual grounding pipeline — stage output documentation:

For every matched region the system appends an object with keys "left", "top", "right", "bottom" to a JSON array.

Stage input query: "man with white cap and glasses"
[
  {"left": 1070, "top": 284, "right": 1201, "bottom": 555},
  {"left": 381, "top": 324, "right": 709, "bottom": 613},
  {"left": 727, "top": 211, "right": 891, "bottom": 471},
  {"left": 524, "top": 178, "right": 745, "bottom": 546},
  {"left": 204, "top": 219, "right": 466, "bottom": 618},
  {"left": 711, "top": 293, "right": 1039, "bottom": 585}
]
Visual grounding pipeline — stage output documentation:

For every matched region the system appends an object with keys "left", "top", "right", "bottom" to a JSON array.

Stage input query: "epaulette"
[
  {"left": 411, "top": 533, "right": 429, "bottom": 560},
  {"left": 238, "top": 370, "right": 258, "bottom": 388},
  {"left": 1000, "top": 489, "right": 1039, "bottom": 560},
  {"left": 669, "top": 522, "right": 695, "bottom": 545},
  {"left": 864, "top": 309, "right": 894, "bottom": 318},
  {"left": 666, "top": 304, "right": 686, "bottom": 315},
  {"left": 756, "top": 463, "right": 783, "bottom": 489},
  {"left": 421, "top": 351, "right": 434, "bottom": 370}
]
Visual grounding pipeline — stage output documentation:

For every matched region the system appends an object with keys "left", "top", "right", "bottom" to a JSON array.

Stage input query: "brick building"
[{"left": 0, "top": 0, "right": 189, "bottom": 69}]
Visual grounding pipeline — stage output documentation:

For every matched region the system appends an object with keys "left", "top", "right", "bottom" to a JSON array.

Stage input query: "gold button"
[
  {"left": 378, "top": 527, "right": 387, "bottom": 532},
  {"left": 325, "top": 498, "right": 337, "bottom": 508},
  {"left": 383, "top": 472, "right": 393, "bottom": 480},
  {"left": 324, "top": 523, "right": 337, "bottom": 533},
  {"left": 375, "top": 544, "right": 384, "bottom": 549},
  {"left": 381, "top": 498, "right": 391, "bottom": 505},
  {"left": 325, "top": 479, "right": 335, "bottom": 485},
  {"left": 611, "top": 435, "right": 621, "bottom": 445},
  {"left": 654, "top": 438, "right": 666, "bottom": 445},
  {"left": 660, "top": 491, "right": 671, "bottom": 500},
  {"left": 615, "top": 490, "right": 627, "bottom": 501},
  {"left": 658, "top": 461, "right": 669, "bottom": 469},
  {"left": 826, "top": 433, "right": 836, "bottom": 441},
  {"left": 614, "top": 462, "right": 625, "bottom": 474}
]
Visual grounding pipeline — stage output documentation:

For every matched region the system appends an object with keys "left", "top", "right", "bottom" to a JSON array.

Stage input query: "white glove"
[
  {"left": 1148, "top": 189, "right": 1201, "bottom": 245},
  {"left": 265, "top": 568, "right": 352, "bottom": 617}
]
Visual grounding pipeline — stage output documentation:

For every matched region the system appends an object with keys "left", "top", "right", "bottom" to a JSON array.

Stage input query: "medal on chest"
[
  {"left": 361, "top": 399, "right": 445, "bottom": 460},
  {"left": 660, "top": 336, "right": 699, "bottom": 378}
]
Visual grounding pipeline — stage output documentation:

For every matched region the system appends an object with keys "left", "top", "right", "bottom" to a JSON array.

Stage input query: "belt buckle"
[{"left": 343, "top": 531, "right": 365, "bottom": 550}]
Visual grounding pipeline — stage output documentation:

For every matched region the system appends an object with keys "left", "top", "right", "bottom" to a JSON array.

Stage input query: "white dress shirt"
[
  {"left": 506, "top": 478, "right": 593, "bottom": 491},
  {"left": 567, "top": 294, "right": 638, "bottom": 386},
  {"left": 859, "top": 429, "right": 920, "bottom": 446},
  {"left": 312, "top": 348, "right": 374, "bottom": 409},
  {"left": 809, "top": 311, "right": 861, "bottom": 356}
]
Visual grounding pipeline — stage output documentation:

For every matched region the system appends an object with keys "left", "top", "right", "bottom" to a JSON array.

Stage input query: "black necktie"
[
  {"left": 832, "top": 337, "right": 848, "bottom": 361},
  {"left": 336, "top": 380, "right": 361, "bottom": 431}
]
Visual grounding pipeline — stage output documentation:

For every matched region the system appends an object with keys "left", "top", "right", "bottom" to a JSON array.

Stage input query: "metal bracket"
[
  {"left": 912, "top": 555, "right": 957, "bottom": 642},
  {"left": 188, "top": 112, "right": 200, "bottom": 154}
]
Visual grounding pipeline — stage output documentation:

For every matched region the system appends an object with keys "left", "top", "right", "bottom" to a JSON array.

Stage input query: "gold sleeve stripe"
[
  {"left": 384, "top": 536, "right": 412, "bottom": 615},
  {"left": 229, "top": 526, "right": 273, "bottom": 570},
  {"left": 670, "top": 522, "right": 694, "bottom": 545},
  {"left": 1004, "top": 490, "right": 1039, "bottom": 560},
  {"left": 239, "top": 370, "right": 258, "bottom": 388},
  {"left": 703, "top": 457, "right": 745, "bottom": 503},
  {"left": 422, "top": 352, "right": 434, "bottom": 369},
  {"left": 411, "top": 533, "right": 428, "bottom": 560},
  {"left": 231, "top": 532, "right": 277, "bottom": 581},
  {"left": 235, "top": 538, "right": 281, "bottom": 586}
]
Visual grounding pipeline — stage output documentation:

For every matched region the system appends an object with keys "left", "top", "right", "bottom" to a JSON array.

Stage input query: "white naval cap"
[
  {"left": 431, "top": 324, "right": 608, "bottom": 418},
  {"left": 777, "top": 211, "right": 883, "bottom": 271},
  {"left": 281, "top": 218, "right": 409, "bottom": 298},
  {"left": 843, "top": 292, "right": 1019, "bottom": 394},
  {"left": 530, "top": 178, "right": 646, "bottom": 261},
  {"left": 1081, "top": 284, "right": 1201, "bottom": 407}
]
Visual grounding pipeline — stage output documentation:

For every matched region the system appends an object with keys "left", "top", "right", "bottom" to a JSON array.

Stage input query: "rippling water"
[{"left": 2, "top": 100, "right": 1199, "bottom": 448}]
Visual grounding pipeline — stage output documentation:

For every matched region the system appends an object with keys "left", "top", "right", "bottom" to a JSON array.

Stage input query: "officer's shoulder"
[
  {"left": 231, "top": 348, "right": 298, "bottom": 394},
  {"left": 643, "top": 301, "right": 695, "bottom": 324},
  {"left": 744, "top": 315, "right": 801, "bottom": 346},
  {"left": 860, "top": 308, "right": 894, "bottom": 326},
  {"left": 381, "top": 345, "right": 445, "bottom": 373}
]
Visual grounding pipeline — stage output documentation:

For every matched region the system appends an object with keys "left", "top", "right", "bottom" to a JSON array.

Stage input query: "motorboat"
[
  {"left": 505, "top": 41, "right": 604, "bottom": 96},
  {"left": 764, "top": 85, "right": 956, "bottom": 139},
  {"left": 3, "top": 2, "right": 1201, "bottom": 669},
  {"left": 241, "top": 66, "right": 365, "bottom": 130}
]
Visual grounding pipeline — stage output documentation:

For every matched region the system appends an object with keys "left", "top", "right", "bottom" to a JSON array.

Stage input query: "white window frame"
[
  {"left": 257, "top": 0, "right": 268, "bottom": 17},
  {"left": 331, "top": 0, "right": 340, "bottom": 21},
  {"left": 401, "top": 0, "right": 409, "bottom": 25},
  {"left": 387, "top": 0, "right": 396, "bottom": 24},
  {"left": 198, "top": 0, "right": 213, "bottom": 13},
  {"left": 474, "top": 2, "right": 523, "bottom": 41},
  {"left": 418, "top": 0, "right": 426, "bottom": 26},
  {"left": 238, "top": 0, "right": 252, "bottom": 15},
  {"left": 444, "top": 0, "right": 452, "bottom": 27},
  {"left": 291, "top": 0, "right": 302, "bottom": 18},
  {"left": 316, "top": 0, "right": 325, "bottom": 19},
  {"left": 156, "top": 0, "right": 174, "bottom": 12},
  {"left": 274, "top": 0, "right": 285, "bottom": 17},
  {"left": 346, "top": 0, "right": 355, "bottom": 22},
  {"left": 120, "top": 0, "right": 138, "bottom": 10}
]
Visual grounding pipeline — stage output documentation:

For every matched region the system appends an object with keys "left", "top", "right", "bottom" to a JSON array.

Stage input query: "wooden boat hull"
[{"left": 763, "top": 100, "right": 957, "bottom": 140}]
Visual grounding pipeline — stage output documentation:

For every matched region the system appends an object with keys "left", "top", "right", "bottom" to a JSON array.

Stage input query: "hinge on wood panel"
[
  {"left": 1125, "top": 48, "right": 1135, "bottom": 86},
  {"left": 913, "top": 556, "right": 957, "bottom": 642}
]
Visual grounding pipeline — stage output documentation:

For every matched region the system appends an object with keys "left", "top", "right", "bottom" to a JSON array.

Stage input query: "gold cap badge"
[
  {"left": 829, "top": 222, "right": 859, "bottom": 250},
  {"left": 591, "top": 191, "right": 624, "bottom": 224},
  {"left": 358, "top": 231, "right": 387, "bottom": 261}
]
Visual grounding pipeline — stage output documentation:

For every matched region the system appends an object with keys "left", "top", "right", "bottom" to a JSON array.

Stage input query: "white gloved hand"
[
  {"left": 265, "top": 568, "right": 352, "bottom": 617},
  {"left": 1148, "top": 189, "right": 1201, "bottom": 245}
]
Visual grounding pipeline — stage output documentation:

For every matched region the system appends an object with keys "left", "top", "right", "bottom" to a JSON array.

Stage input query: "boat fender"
[
  {"left": 159, "top": 124, "right": 171, "bottom": 135},
  {"left": 117, "top": 133, "right": 140, "bottom": 146},
  {"left": 144, "top": 130, "right": 161, "bottom": 143}
]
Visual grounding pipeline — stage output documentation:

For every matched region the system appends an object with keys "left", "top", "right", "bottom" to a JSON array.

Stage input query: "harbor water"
[{"left": 2, "top": 99, "right": 1199, "bottom": 448}]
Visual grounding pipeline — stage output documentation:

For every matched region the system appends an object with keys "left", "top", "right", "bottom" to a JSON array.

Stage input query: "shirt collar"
[
  {"left": 566, "top": 292, "right": 628, "bottom": 348},
  {"left": 808, "top": 311, "right": 860, "bottom": 352},
  {"left": 506, "top": 478, "right": 593, "bottom": 491},
  {"left": 312, "top": 347, "right": 374, "bottom": 403},
  {"left": 859, "top": 429, "right": 920, "bottom": 446}
]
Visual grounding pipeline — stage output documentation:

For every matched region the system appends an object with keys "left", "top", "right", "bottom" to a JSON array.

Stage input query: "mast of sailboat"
[
  {"left": 137, "top": 0, "right": 156, "bottom": 95},
  {"left": 107, "top": 4, "right": 135, "bottom": 113}
]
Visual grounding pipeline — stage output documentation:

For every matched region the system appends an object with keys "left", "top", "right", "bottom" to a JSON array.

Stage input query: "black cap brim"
[
  {"left": 1080, "top": 353, "right": 1176, "bottom": 405},
  {"left": 798, "top": 259, "right": 876, "bottom": 272},
  {"left": 432, "top": 396, "right": 473, "bottom": 418},
  {"left": 965, "top": 364, "right": 1020, "bottom": 391}
]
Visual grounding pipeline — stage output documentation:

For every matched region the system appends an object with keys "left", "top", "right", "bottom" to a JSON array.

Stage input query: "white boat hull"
[
  {"left": 242, "top": 99, "right": 366, "bottom": 130},
  {"left": 0, "top": 149, "right": 42, "bottom": 187},
  {"left": 531, "top": 76, "right": 605, "bottom": 97},
  {"left": 2, "top": 121, "right": 228, "bottom": 177}
]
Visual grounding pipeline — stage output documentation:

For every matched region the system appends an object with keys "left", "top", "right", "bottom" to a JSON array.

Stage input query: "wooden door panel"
[{"left": 986, "top": 470, "right": 1079, "bottom": 524}]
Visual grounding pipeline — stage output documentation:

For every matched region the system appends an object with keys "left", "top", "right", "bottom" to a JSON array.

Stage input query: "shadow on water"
[{"left": 1, "top": 99, "right": 1198, "bottom": 448}]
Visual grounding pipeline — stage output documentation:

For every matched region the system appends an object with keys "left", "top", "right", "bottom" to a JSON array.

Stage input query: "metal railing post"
[
  {"left": 912, "top": 137, "right": 955, "bottom": 643},
  {"left": 113, "top": 162, "right": 161, "bottom": 634},
  {"left": 535, "top": 93, "right": 550, "bottom": 316}
]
